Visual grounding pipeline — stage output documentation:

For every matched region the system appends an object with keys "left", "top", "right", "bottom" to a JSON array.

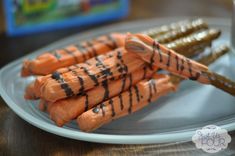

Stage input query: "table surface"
[{"left": 1, "top": 0, "right": 235, "bottom": 155}]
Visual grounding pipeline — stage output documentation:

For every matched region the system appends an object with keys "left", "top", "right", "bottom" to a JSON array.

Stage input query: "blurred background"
[{"left": 0, "top": 0, "right": 233, "bottom": 67}]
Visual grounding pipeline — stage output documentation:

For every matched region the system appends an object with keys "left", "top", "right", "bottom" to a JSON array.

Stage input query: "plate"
[{"left": 0, "top": 17, "right": 235, "bottom": 144}]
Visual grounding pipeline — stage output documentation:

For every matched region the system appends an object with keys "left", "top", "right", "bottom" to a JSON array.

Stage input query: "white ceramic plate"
[{"left": 1, "top": 17, "right": 235, "bottom": 144}]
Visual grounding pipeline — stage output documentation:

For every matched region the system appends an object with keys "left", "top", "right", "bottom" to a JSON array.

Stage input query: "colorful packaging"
[{"left": 4, "top": 0, "right": 129, "bottom": 36}]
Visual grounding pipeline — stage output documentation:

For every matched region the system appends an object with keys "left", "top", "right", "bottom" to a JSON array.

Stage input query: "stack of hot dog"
[{"left": 22, "top": 19, "right": 234, "bottom": 132}]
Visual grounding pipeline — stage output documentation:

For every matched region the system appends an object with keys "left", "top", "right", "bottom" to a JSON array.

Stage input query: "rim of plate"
[{"left": 0, "top": 17, "right": 234, "bottom": 144}]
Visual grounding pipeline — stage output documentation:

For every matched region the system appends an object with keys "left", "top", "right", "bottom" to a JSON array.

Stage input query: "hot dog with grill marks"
[
  {"left": 21, "top": 33, "right": 126, "bottom": 77},
  {"left": 77, "top": 74, "right": 177, "bottom": 132},
  {"left": 34, "top": 48, "right": 146, "bottom": 102},
  {"left": 125, "top": 33, "right": 235, "bottom": 96},
  {"left": 46, "top": 44, "right": 228, "bottom": 127},
  {"left": 40, "top": 41, "right": 213, "bottom": 126},
  {"left": 77, "top": 44, "right": 230, "bottom": 132},
  {"left": 27, "top": 28, "right": 220, "bottom": 101},
  {"left": 53, "top": 28, "right": 216, "bottom": 76},
  {"left": 46, "top": 66, "right": 156, "bottom": 126},
  {"left": 21, "top": 19, "right": 208, "bottom": 77},
  {"left": 37, "top": 44, "right": 205, "bottom": 126},
  {"left": 36, "top": 38, "right": 216, "bottom": 126}
]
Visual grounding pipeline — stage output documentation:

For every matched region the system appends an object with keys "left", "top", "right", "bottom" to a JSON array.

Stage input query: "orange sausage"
[
  {"left": 125, "top": 33, "right": 235, "bottom": 96},
  {"left": 77, "top": 74, "right": 177, "bottom": 132},
  {"left": 77, "top": 44, "right": 230, "bottom": 132},
  {"left": 21, "top": 33, "right": 126, "bottom": 77},
  {"left": 43, "top": 43, "right": 219, "bottom": 126},
  {"left": 24, "top": 49, "right": 120, "bottom": 99},
  {"left": 21, "top": 19, "right": 210, "bottom": 77},
  {"left": 24, "top": 28, "right": 219, "bottom": 100},
  {"left": 34, "top": 47, "right": 147, "bottom": 102},
  {"left": 24, "top": 81, "right": 38, "bottom": 100},
  {"left": 125, "top": 33, "right": 210, "bottom": 82},
  {"left": 46, "top": 65, "right": 156, "bottom": 127}
]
